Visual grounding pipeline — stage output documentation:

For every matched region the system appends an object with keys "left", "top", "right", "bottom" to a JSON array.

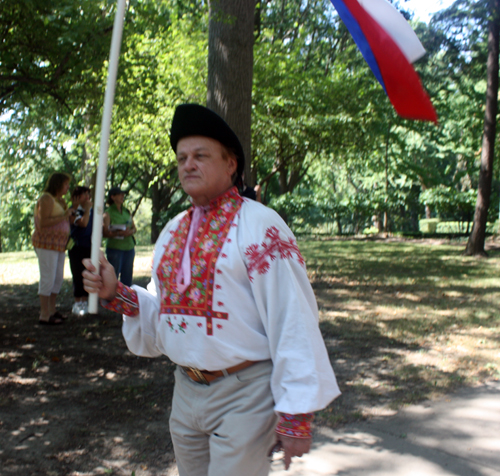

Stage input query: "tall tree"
[
  {"left": 207, "top": 0, "right": 257, "bottom": 185},
  {"left": 107, "top": 9, "right": 208, "bottom": 242},
  {"left": 466, "top": 0, "right": 500, "bottom": 255},
  {"left": 0, "top": 0, "right": 114, "bottom": 113}
]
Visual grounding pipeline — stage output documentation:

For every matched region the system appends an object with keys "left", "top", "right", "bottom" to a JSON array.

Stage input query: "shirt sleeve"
[
  {"left": 276, "top": 413, "right": 313, "bottom": 439},
  {"left": 240, "top": 205, "right": 341, "bottom": 415},
  {"left": 100, "top": 280, "right": 162, "bottom": 357},
  {"left": 119, "top": 282, "right": 162, "bottom": 358},
  {"left": 101, "top": 281, "right": 139, "bottom": 316}
]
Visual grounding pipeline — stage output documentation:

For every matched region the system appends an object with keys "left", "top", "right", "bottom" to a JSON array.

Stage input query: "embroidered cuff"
[
  {"left": 275, "top": 413, "right": 314, "bottom": 439},
  {"left": 101, "top": 281, "right": 139, "bottom": 317}
]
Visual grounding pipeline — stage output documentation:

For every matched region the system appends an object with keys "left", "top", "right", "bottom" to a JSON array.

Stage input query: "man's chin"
[{"left": 182, "top": 183, "right": 202, "bottom": 197}]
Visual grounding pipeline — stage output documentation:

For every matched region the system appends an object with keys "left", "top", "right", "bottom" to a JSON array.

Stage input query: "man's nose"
[{"left": 184, "top": 155, "right": 197, "bottom": 170}]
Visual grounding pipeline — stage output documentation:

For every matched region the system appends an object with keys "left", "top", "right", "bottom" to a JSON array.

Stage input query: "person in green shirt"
[{"left": 103, "top": 187, "right": 136, "bottom": 286}]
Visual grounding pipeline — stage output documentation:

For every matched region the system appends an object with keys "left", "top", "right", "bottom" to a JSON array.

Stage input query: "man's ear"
[{"left": 228, "top": 155, "right": 238, "bottom": 176}]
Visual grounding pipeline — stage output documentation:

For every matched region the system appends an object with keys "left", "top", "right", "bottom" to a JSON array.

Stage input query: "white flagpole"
[{"left": 89, "top": 0, "right": 127, "bottom": 314}]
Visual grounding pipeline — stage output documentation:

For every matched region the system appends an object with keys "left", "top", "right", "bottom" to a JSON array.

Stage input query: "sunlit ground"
[
  {"left": 298, "top": 237, "right": 500, "bottom": 423},
  {"left": 0, "top": 245, "right": 155, "bottom": 285}
]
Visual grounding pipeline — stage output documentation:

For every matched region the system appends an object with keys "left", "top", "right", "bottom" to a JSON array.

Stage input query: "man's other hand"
[{"left": 271, "top": 435, "right": 312, "bottom": 470}]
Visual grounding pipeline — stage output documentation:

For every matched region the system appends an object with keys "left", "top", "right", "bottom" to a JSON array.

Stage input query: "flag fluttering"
[{"left": 330, "top": 0, "right": 437, "bottom": 122}]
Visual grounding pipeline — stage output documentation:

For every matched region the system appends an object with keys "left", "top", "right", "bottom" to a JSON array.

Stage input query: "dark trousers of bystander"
[
  {"left": 106, "top": 247, "right": 135, "bottom": 287},
  {"left": 68, "top": 246, "right": 91, "bottom": 298}
]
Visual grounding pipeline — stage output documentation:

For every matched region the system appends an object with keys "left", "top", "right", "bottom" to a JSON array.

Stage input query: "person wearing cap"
[
  {"left": 82, "top": 104, "right": 340, "bottom": 476},
  {"left": 103, "top": 187, "right": 136, "bottom": 287}
]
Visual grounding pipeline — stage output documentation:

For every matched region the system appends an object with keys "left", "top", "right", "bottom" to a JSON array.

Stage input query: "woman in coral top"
[{"left": 32, "top": 172, "right": 73, "bottom": 325}]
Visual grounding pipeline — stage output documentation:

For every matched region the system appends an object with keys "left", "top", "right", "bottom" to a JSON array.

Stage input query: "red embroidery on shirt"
[
  {"left": 217, "top": 324, "right": 223, "bottom": 329},
  {"left": 276, "top": 413, "right": 314, "bottom": 439},
  {"left": 217, "top": 301, "right": 224, "bottom": 306},
  {"left": 216, "top": 269, "right": 222, "bottom": 274},
  {"left": 245, "top": 226, "right": 305, "bottom": 280},
  {"left": 156, "top": 187, "right": 243, "bottom": 336},
  {"left": 215, "top": 285, "right": 222, "bottom": 290},
  {"left": 221, "top": 253, "right": 228, "bottom": 258},
  {"left": 103, "top": 282, "right": 139, "bottom": 316}
]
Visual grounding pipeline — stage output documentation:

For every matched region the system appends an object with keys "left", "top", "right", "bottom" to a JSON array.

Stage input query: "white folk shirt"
[{"left": 121, "top": 187, "right": 340, "bottom": 415}]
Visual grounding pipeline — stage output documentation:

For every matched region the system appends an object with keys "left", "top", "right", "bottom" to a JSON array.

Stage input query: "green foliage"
[
  {"left": 269, "top": 192, "right": 329, "bottom": 232},
  {"left": 253, "top": 0, "right": 382, "bottom": 197},
  {"left": 0, "top": 0, "right": 115, "bottom": 112},
  {"left": 419, "top": 218, "right": 440, "bottom": 234},
  {"left": 0, "top": 1, "right": 209, "bottom": 250},
  {"left": 0, "top": 107, "right": 83, "bottom": 251},
  {"left": 0, "top": 0, "right": 498, "bottom": 250},
  {"left": 89, "top": 4, "right": 209, "bottom": 241},
  {"left": 420, "top": 186, "right": 476, "bottom": 219}
]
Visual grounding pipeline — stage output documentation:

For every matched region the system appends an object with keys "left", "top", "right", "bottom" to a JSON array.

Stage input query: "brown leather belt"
[{"left": 182, "top": 360, "right": 256, "bottom": 385}]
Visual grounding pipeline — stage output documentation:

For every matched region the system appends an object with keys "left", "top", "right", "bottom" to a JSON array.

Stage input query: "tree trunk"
[
  {"left": 151, "top": 180, "right": 161, "bottom": 244},
  {"left": 384, "top": 125, "right": 390, "bottom": 233},
  {"left": 207, "top": 0, "right": 256, "bottom": 186},
  {"left": 465, "top": 0, "right": 500, "bottom": 256},
  {"left": 336, "top": 218, "right": 343, "bottom": 235},
  {"left": 82, "top": 110, "right": 96, "bottom": 186},
  {"left": 278, "top": 168, "right": 288, "bottom": 195}
]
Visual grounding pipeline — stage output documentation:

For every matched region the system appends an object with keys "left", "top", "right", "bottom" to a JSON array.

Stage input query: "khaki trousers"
[{"left": 169, "top": 360, "right": 277, "bottom": 476}]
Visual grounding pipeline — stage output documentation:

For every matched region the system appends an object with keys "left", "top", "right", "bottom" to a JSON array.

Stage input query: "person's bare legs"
[
  {"left": 39, "top": 295, "right": 51, "bottom": 321},
  {"left": 49, "top": 293, "right": 58, "bottom": 316}
]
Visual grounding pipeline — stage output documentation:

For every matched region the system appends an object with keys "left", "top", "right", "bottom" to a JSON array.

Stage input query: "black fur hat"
[{"left": 169, "top": 104, "right": 245, "bottom": 186}]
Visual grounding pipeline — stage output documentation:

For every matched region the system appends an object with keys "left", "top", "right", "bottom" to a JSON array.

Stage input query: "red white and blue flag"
[{"left": 330, "top": 0, "right": 437, "bottom": 122}]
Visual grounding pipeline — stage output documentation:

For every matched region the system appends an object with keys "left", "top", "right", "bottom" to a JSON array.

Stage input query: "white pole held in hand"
[{"left": 89, "top": 0, "right": 127, "bottom": 314}]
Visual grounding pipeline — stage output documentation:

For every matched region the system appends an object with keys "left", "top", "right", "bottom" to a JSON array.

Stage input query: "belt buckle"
[{"left": 188, "top": 367, "right": 210, "bottom": 385}]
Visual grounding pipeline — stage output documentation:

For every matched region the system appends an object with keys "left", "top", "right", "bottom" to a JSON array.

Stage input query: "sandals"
[
  {"left": 52, "top": 311, "right": 68, "bottom": 320},
  {"left": 39, "top": 314, "right": 64, "bottom": 325}
]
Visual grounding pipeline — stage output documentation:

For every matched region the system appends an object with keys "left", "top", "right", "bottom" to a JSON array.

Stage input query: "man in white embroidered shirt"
[{"left": 83, "top": 103, "right": 340, "bottom": 476}]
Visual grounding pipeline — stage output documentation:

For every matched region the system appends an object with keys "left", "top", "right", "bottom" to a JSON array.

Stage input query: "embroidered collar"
[
  {"left": 156, "top": 185, "right": 243, "bottom": 335},
  {"left": 188, "top": 186, "right": 240, "bottom": 214}
]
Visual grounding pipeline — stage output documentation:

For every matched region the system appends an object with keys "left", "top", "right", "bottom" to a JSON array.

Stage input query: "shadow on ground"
[
  {"left": 1, "top": 239, "right": 499, "bottom": 475},
  {"left": 0, "top": 277, "right": 177, "bottom": 476}
]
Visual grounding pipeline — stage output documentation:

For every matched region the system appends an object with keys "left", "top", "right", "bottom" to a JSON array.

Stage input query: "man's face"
[{"left": 176, "top": 136, "right": 237, "bottom": 206}]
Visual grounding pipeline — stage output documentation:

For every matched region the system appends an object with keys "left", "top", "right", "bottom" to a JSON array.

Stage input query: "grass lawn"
[
  {"left": 0, "top": 245, "right": 155, "bottom": 285},
  {"left": 300, "top": 237, "right": 500, "bottom": 425},
  {"left": 1, "top": 239, "right": 499, "bottom": 426}
]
